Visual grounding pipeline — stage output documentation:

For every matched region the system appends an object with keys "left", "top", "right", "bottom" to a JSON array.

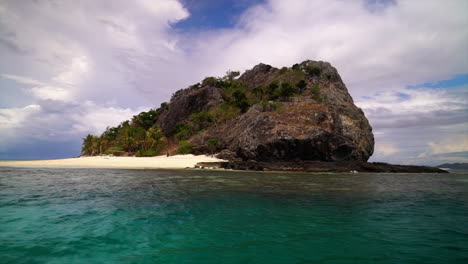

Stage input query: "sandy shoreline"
[{"left": 0, "top": 155, "right": 225, "bottom": 169}]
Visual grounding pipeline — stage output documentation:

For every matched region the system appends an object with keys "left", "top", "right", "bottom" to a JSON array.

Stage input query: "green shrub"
[
  {"left": 311, "top": 84, "right": 320, "bottom": 95},
  {"left": 172, "top": 123, "right": 193, "bottom": 141},
  {"left": 278, "top": 67, "right": 288, "bottom": 74},
  {"left": 189, "top": 83, "right": 201, "bottom": 89},
  {"left": 209, "top": 103, "right": 241, "bottom": 124},
  {"left": 252, "top": 85, "right": 267, "bottom": 100},
  {"left": 268, "top": 81, "right": 279, "bottom": 93},
  {"left": 131, "top": 109, "right": 158, "bottom": 130},
  {"left": 202, "top": 77, "right": 218, "bottom": 86},
  {"left": 231, "top": 90, "right": 250, "bottom": 113},
  {"left": 177, "top": 141, "right": 193, "bottom": 154},
  {"left": 310, "top": 84, "right": 323, "bottom": 102},
  {"left": 296, "top": 80, "right": 307, "bottom": 90},
  {"left": 191, "top": 110, "right": 212, "bottom": 134},
  {"left": 267, "top": 81, "right": 280, "bottom": 100},
  {"left": 105, "top": 146, "right": 124, "bottom": 153},
  {"left": 271, "top": 102, "right": 283, "bottom": 111},
  {"left": 107, "top": 146, "right": 122, "bottom": 151},
  {"left": 314, "top": 94, "right": 324, "bottom": 102},
  {"left": 279, "top": 82, "right": 296, "bottom": 98},
  {"left": 190, "top": 111, "right": 213, "bottom": 126},
  {"left": 135, "top": 148, "right": 159, "bottom": 157},
  {"left": 292, "top": 63, "right": 300, "bottom": 71},
  {"left": 101, "top": 126, "right": 120, "bottom": 142},
  {"left": 160, "top": 102, "right": 169, "bottom": 109},
  {"left": 236, "top": 101, "right": 250, "bottom": 113},
  {"left": 305, "top": 66, "right": 321, "bottom": 77},
  {"left": 207, "top": 138, "right": 219, "bottom": 154},
  {"left": 232, "top": 90, "right": 247, "bottom": 102},
  {"left": 225, "top": 70, "right": 240, "bottom": 81}
]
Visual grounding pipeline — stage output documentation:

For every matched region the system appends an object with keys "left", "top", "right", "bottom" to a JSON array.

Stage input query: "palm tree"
[
  {"left": 81, "top": 134, "right": 94, "bottom": 155},
  {"left": 145, "top": 126, "right": 166, "bottom": 153}
]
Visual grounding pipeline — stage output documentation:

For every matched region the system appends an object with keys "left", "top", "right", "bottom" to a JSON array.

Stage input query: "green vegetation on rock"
[{"left": 310, "top": 84, "right": 324, "bottom": 102}]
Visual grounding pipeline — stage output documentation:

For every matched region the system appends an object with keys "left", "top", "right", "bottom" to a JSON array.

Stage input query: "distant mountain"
[
  {"left": 431, "top": 151, "right": 468, "bottom": 158},
  {"left": 436, "top": 163, "right": 468, "bottom": 170}
]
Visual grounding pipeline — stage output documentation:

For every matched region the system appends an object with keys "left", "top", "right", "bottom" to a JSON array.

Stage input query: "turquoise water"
[{"left": 1, "top": 168, "right": 467, "bottom": 263}]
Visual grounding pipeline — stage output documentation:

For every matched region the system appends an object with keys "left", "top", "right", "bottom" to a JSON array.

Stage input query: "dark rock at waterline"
[{"left": 196, "top": 161, "right": 448, "bottom": 173}]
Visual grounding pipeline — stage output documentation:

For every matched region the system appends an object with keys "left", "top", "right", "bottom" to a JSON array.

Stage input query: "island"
[{"left": 75, "top": 60, "right": 445, "bottom": 173}]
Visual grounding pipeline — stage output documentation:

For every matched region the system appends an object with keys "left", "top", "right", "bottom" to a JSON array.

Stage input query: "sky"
[{"left": 0, "top": 0, "right": 467, "bottom": 165}]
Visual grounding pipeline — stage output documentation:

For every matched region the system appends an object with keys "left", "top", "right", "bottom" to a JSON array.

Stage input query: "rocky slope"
[
  {"left": 166, "top": 60, "right": 374, "bottom": 162},
  {"left": 156, "top": 84, "right": 224, "bottom": 135}
]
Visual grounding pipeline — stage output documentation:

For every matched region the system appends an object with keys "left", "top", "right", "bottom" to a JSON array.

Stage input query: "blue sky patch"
[
  {"left": 174, "top": 0, "right": 265, "bottom": 31},
  {"left": 407, "top": 74, "right": 468, "bottom": 89},
  {"left": 364, "top": 0, "right": 397, "bottom": 13},
  {"left": 396, "top": 92, "right": 411, "bottom": 100}
]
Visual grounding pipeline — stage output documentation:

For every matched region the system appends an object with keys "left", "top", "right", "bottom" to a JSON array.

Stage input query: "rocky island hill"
[{"left": 81, "top": 60, "right": 445, "bottom": 173}]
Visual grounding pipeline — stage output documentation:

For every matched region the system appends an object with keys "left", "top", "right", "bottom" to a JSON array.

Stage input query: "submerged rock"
[{"left": 202, "top": 161, "right": 448, "bottom": 173}]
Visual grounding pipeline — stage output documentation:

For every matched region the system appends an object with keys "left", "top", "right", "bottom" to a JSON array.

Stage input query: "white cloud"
[
  {"left": 0, "top": 0, "right": 188, "bottom": 141},
  {"left": 69, "top": 101, "right": 146, "bottom": 136},
  {"left": 375, "top": 143, "right": 399, "bottom": 156},
  {"left": 361, "top": 87, "right": 467, "bottom": 165},
  {"left": 0, "top": 100, "right": 143, "bottom": 155},
  {"left": 0, "top": 74, "right": 45, "bottom": 86},
  {"left": 356, "top": 87, "right": 468, "bottom": 129},
  {"left": 0, "top": 104, "right": 41, "bottom": 152},
  {"left": 137, "top": 0, "right": 189, "bottom": 22},
  {"left": 52, "top": 56, "right": 90, "bottom": 87},
  {"left": 427, "top": 135, "right": 468, "bottom": 155},
  {"left": 0, "top": 0, "right": 191, "bottom": 106},
  {"left": 2, "top": 56, "right": 91, "bottom": 101},
  {"left": 0, "top": 104, "right": 41, "bottom": 128},
  {"left": 29, "top": 86, "right": 71, "bottom": 101},
  {"left": 0, "top": 0, "right": 467, "bottom": 161}
]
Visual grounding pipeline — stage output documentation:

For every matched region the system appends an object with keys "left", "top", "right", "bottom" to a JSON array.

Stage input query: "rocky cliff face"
[
  {"left": 156, "top": 85, "right": 224, "bottom": 134},
  {"left": 160, "top": 60, "right": 374, "bottom": 162}
]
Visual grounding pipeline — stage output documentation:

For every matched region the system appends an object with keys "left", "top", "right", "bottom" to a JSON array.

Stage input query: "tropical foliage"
[{"left": 81, "top": 107, "right": 168, "bottom": 156}]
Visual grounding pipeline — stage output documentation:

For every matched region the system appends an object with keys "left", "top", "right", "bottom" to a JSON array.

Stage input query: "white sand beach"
[{"left": 0, "top": 155, "right": 225, "bottom": 169}]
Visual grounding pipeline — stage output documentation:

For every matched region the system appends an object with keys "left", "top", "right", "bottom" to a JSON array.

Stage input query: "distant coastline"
[{"left": 436, "top": 163, "right": 468, "bottom": 170}]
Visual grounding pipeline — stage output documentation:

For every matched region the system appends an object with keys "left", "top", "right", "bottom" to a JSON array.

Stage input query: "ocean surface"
[{"left": 1, "top": 167, "right": 467, "bottom": 264}]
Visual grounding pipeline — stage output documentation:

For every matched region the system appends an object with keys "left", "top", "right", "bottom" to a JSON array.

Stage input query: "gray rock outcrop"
[
  {"left": 188, "top": 60, "right": 374, "bottom": 162},
  {"left": 157, "top": 85, "right": 224, "bottom": 134}
]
